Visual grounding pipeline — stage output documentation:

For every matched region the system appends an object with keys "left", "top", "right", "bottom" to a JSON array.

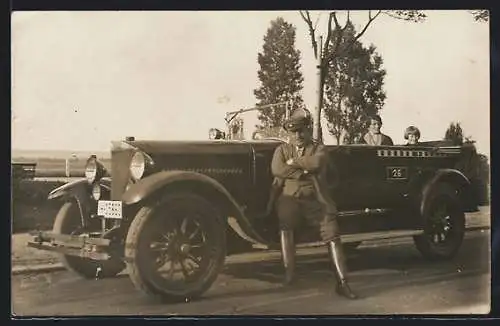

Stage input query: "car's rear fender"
[
  {"left": 121, "top": 170, "right": 269, "bottom": 246},
  {"left": 420, "top": 168, "right": 473, "bottom": 215}
]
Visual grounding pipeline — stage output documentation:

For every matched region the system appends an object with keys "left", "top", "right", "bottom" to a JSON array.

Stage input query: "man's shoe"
[
  {"left": 336, "top": 280, "right": 359, "bottom": 300},
  {"left": 327, "top": 240, "right": 359, "bottom": 300}
]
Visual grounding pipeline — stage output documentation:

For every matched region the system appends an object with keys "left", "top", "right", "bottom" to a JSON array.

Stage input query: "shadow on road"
[
  {"left": 213, "top": 232, "right": 490, "bottom": 301},
  {"left": 11, "top": 232, "right": 490, "bottom": 316}
]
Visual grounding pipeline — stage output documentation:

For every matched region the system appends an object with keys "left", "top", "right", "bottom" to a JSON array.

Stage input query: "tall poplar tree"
[
  {"left": 323, "top": 21, "right": 387, "bottom": 144},
  {"left": 254, "top": 17, "right": 305, "bottom": 136}
]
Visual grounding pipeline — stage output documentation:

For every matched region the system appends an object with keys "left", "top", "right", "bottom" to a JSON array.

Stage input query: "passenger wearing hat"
[{"left": 270, "top": 108, "right": 358, "bottom": 300}]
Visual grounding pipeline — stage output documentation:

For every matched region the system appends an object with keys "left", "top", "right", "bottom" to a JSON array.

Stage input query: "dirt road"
[{"left": 12, "top": 229, "right": 490, "bottom": 316}]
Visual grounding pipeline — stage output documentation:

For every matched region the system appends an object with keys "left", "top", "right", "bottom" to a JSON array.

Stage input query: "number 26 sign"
[{"left": 386, "top": 166, "right": 408, "bottom": 180}]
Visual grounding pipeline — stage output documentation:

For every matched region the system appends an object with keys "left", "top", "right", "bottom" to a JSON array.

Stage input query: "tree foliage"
[
  {"left": 299, "top": 10, "right": 427, "bottom": 142},
  {"left": 444, "top": 122, "right": 464, "bottom": 145},
  {"left": 469, "top": 10, "right": 489, "bottom": 22},
  {"left": 323, "top": 21, "right": 386, "bottom": 144},
  {"left": 254, "top": 17, "right": 305, "bottom": 132}
]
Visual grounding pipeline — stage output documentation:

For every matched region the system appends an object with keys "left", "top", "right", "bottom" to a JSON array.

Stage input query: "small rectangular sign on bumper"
[{"left": 97, "top": 200, "right": 123, "bottom": 219}]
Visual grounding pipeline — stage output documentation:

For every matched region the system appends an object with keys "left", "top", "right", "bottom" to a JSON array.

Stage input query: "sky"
[{"left": 11, "top": 10, "right": 490, "bottom": 156}]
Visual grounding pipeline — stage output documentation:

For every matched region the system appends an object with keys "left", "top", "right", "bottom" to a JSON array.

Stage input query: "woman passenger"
[
  {"left": 360, "top": 115, "right": 394, "bottom": 146},
  {"left": 404, "top": 126, "right": 421, "bottom": 145}
]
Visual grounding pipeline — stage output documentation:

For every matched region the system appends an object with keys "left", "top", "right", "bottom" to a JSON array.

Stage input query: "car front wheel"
[
  {"left": 53, "top": 201, "right": 126, "bottom": 278},
  {"left": 413, "top": 183, "right": 466, "bottom": 261},
  {"left": 125, "top": 192, "right": 227, "bottom": 302}
]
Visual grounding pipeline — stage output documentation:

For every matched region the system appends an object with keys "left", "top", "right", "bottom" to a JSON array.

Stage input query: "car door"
[
  {"left": 327, "top": 145, "right": 381, "bottom": 210},
  {"left": 369, "top": 146, "right": 421, "bottom": 207}
]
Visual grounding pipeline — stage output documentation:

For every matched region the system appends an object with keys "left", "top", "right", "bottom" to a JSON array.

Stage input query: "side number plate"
[
  {"left": 386, "top": 166, "right": 408, "bottom": 180},
  {"left": 97, "top": 200, "right": 123, "bottom": 219}
]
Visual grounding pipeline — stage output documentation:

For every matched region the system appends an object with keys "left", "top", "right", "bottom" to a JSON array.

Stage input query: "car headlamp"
[
  {"left": 91, "top": 184, "right": 101, "bottom": 200},
  {"left": 85, "top": 155, "right": 106, "bottom": 184},
  {"left": 130, "top": 151, "right": 146, "bottom": 181}
]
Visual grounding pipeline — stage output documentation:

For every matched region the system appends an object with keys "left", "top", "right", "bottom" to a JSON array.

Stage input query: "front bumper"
[
  {"left": 27, "top": 231, "right": 112, "bottom": 261},
  {"left": 26, "top": 198, "right": 125, "bottom": 261}
]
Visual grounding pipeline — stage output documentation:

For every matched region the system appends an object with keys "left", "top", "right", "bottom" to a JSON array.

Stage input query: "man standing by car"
[{"left": 271, "top": 108, "right": 358, "bottom": 300}]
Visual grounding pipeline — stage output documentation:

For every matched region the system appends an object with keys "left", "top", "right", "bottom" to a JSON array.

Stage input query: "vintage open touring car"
[{"left": 27, "top": 106, "right": 485, "bottom": 302}]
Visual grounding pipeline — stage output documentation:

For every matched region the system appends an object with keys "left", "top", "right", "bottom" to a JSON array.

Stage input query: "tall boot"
[
  {"left": 327, "top": 240, "right": 358, "bottom": 300},
  {"left": 280, "top": 230, "right": 296, "bottom": 286}
]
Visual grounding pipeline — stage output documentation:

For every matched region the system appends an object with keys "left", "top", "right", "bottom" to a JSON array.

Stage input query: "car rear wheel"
[
  {"left": 413, "top": 183, "right": 465, "bottom": 260},
  {"left": 125, "top": 193, "right": 226, "bottom": 302},
  {"left": 53, "top": 201, "right": 126, "bottom": 278}
]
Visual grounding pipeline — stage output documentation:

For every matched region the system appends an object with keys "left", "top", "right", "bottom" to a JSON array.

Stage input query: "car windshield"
[{"left": 223, "top": 103, "right": 290, "bottom": 142}]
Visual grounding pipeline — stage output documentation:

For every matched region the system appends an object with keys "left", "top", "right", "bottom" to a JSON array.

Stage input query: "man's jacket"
[{"left": 271, "top": 141, "right": 335, "bottom": 212}]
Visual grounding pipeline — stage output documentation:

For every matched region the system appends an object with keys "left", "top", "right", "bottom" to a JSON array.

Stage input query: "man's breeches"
[{"left": 276, "top": 195, "right": 340, "bottom": 241}]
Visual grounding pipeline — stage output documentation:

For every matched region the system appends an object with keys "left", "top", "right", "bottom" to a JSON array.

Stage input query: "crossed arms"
[{"left": 271, "top": 143, "right": 328, "bottom": 179}]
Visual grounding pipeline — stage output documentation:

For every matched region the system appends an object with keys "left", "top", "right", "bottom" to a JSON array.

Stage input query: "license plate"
[
  {"left": 386, "top": 166, "right": 408, "bottom": 180},
  {"left": 97, "top": 200, "right": 123, "bottom": 219}
]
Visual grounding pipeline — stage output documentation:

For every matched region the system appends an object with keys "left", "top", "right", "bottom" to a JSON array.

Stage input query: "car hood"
[{"left": 111, "top": 139, "right": 282, "bottom": 155}]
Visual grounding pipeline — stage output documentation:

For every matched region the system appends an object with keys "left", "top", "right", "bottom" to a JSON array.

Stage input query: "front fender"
[
  {"left": 48, "top": 179, "right": 90, "bottom": 201},
  {"left": 47, "top": 178, "right": 91, "bottom": 225},
  {"left": 122, "top": 170, "right": 269, "bottom": 246},
  {"left": 420, "top": 168, "right": 471, "bottom": 215},
  {"left": 47, "top": 177, "right": 111, "bottom": 200},
  {"left": 48, "top": 177, "right": 112, "bottom": 223}
]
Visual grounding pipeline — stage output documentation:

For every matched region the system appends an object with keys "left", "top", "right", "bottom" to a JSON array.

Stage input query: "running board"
[
  {"left": 252, "top": 229, "right": 424, "bottom": 250},
  {"left": 337, "top": 208, "right": 390, "bottom": 217}
]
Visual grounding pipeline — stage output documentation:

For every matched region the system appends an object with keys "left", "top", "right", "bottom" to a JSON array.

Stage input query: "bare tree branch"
[
  {"left": 341, "top": 13, "right": 350, "bottom": 32},
  {"left": 300, "top": 10, "right": 318, "bottom": 58},
  {"left": 354, "top": 10, "right": 381, "bottom": 42},
  {"left": 323, "top": 12, "right": 335, "bottom": 57},
  {"left": 381, "top": 10, "right": 408, "bottom": 21},
  {"left": 326, "top": 13, "right": 344, "bottom": 73},
  {"left": 325, "top": 10, "right": 381, "bottom": 64},
  {"left": 332, "top": 11, "right": 341, "bottom": 29},
  {"left": 313, "top": 12, "right": 321, "bottom": 30},
  {"left": 305, "top": 10, "right": 312, "bottom": 22}
]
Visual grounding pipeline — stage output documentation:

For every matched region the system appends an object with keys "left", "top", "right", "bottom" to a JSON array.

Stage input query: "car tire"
[
  {"left": 413, "top": 183, "right": 466, "bottom": 261},
  {"left": 53, "top": 201, "right": 126, "bottom": 279},
  {"left": 125, "top": 192, "right": 227, "bottom": 302}
]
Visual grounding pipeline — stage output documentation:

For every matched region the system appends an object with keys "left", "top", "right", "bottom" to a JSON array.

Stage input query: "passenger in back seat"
[
  {"left": 359, "top": 114, "right": 394, "bottom": 146},
  {"left": 404, "top": 126, "right": 421, "bottom": 146}
]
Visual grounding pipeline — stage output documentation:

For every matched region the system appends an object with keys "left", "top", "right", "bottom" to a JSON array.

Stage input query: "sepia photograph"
[{"left": 11, "top": 9, "right": 491, "bottom": 316}]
